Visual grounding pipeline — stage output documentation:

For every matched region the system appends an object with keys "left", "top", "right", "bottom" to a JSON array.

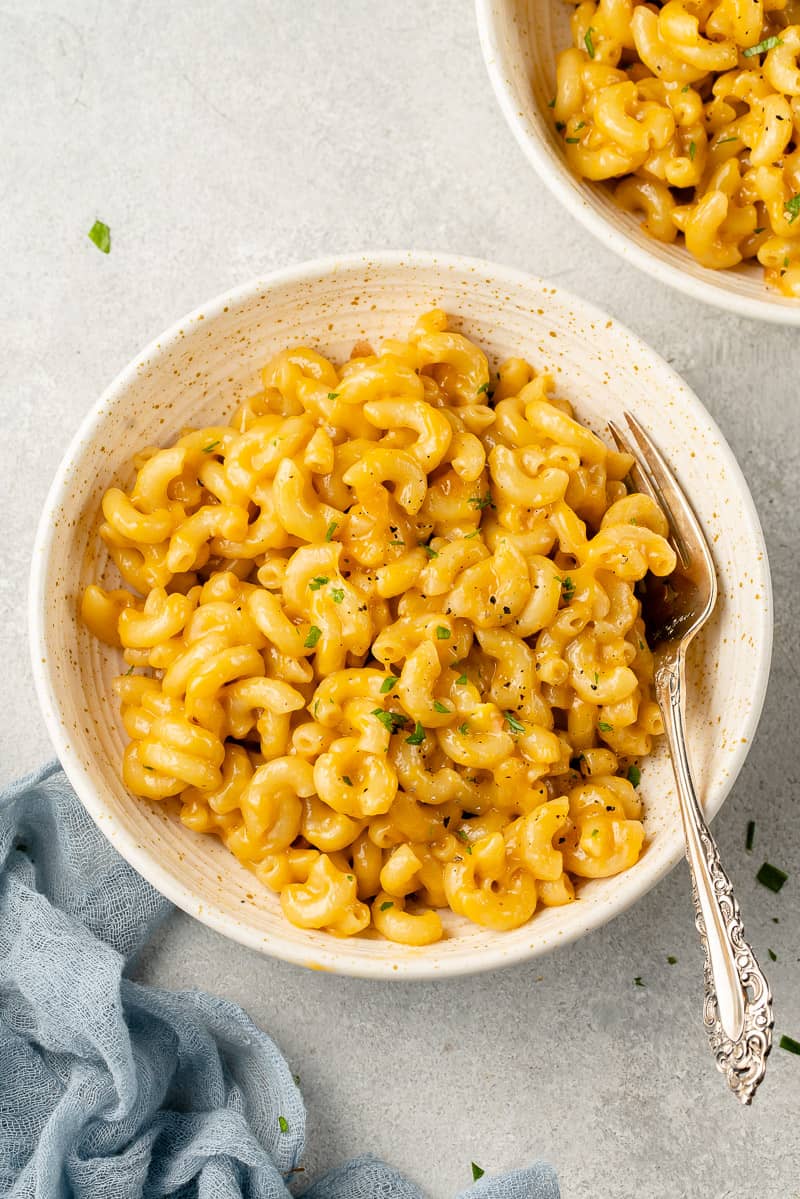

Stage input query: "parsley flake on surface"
[
  {"left": 598, "top": 721, "right": 613, "bottom": 733},
  {"left": 433, "top": 700, "right": 450, "bottom": 714},
  {"left": 779, "top": 1034, "right": 800, "bottom": 1055},
  {"left": 88, "top": 219, "right": 111, "bottom": 253},
  {"left": 667, "top": 955, "right": 677, "bottom": 965},
  {"left": 633, "top": 976, "right": 645, "bottom": 987},
  {"left": 757, "top": 862, "right": 788, "bottom": 893},
  {"left": 201, "top": 440, "right": 220, "bottom": 453},
  {"left": 304, "top": 625, "right": 322, "bottom": 648},
  {"left": 325, "top": 521, "right": 337, "bottom": 541},
  {"left": 405, "top": 721, "right": 425, "bottom": 745},
  {"left": 584, "top": 26, "right": 595, "bottom": 57},
  {"left": 327, "top": 392, "right": 340, "bottom": 400},
  {"left": 459, "top": 722, "right": 470, "bottom": 735},
  {"left": 380, "top": 676, "right": 398, "bottom": 693},
  {"left": 436, "top": 625, "right": 451, "bottom": 640},
  {"left": 342, "top": 776, "right": 353, "bottom": 787},
  {"left": 456, "top": 672, "right": 468, "bottom": 685},
  {"left": 477, "top": 382, "right": 491, "bottom": 395},
  {"left": 565, "top": 137, "right": 580, "bottom": 144},
  {"left": 785, "top": 195, "right": 800, "bottom": 223},
  {"left": 308, "top": 576, "right": 329, "bottom": 591},
  {"left": 331, "top": 587, "right": 344, "bottom": 604},
  {"left": 689, "top": 140, "right": 696, "bottom": 162},
  {"left": 278, "top": 1116, "right": 289, "bottom": 1133},
  {"left": 768, "top": 948, "right": 777, "bottom": 961},
  {"left": 471, "top": 1163, "right": 485, "bottom": 1182},
  {"left": 743, "top": 35, "right": 783, "bottom": 56},
  {"left": 422, "top": 544, "right": 439, "bottom": 559},
  {"left": 504, "top": 711, "right": 525, "bottom": 735},
  {"left": 627, "top": 764, "right": 641, "bottom": 788},
  {"left": 464, "top": 529, "right": 480, "bottom": 539},
  {"left": 380, "top": 901, "right": 394, "bottom": 911}
]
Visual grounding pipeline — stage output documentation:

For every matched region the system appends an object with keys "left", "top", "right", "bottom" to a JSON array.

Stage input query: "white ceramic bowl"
[
  {"left": 29, "top": 252, "right": 772, "bottom": 978},
  {"left": 476, "top": 0, "right": 800, "bottom": 325}
]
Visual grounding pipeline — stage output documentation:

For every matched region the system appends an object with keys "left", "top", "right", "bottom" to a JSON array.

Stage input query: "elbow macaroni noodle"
[
  {"left": 554, "top": 0, "right": 800, "bottom": 295},
  {"left": 82, "top": 310, "right": 676, "bottom": 944}
]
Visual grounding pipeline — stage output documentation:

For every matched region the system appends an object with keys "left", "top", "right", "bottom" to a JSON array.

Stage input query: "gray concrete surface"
[{"left": 2, "top": 2, "right": 798, "bottom": 1195}]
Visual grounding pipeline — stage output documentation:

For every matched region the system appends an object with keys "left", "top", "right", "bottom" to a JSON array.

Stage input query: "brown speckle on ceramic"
[{"left": 29, "top": 253, "right": 772, "bottom": 979}]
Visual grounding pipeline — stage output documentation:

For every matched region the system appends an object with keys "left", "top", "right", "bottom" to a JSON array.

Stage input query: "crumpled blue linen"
[{"left": 0, "top": 761, "right": 560, "bottom": 1199}]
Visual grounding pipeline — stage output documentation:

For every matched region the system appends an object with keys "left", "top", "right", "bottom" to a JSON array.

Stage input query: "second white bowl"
[{"left": 476, "top": 0, "right": 800, "bottom": 324}]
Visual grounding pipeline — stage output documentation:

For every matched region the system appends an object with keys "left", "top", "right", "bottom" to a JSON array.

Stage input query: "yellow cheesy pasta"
[
  {"left": 82, "top": 310, "right": 676, "bottom": 944},
  {"left": 553, "top": 0, "right": 800, "bottom": 295}
]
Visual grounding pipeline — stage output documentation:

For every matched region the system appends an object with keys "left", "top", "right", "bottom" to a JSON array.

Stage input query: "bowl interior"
[
  {"left": 477, "top": 0, "right": 800, "bottom": 323},
  {"left": 30, "top": 253, "right": 772, "bottom": 978}
]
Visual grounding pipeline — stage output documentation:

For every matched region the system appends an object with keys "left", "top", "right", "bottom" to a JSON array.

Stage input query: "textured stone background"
[{"left": 1, "top": 2, "right": 798, "bottom": 1195}]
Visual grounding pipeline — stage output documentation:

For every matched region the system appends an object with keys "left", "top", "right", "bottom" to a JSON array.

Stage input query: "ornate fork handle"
[{"left": 655, "top": 654, "right": 773, "bottom": 1104}]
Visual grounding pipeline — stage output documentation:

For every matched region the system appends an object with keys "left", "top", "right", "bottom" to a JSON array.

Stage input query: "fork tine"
[
  {"left": 622, "top": 411, "right": 714, "bottom": 581},
  {"left": 607, "top": 419, "right": 665, "bottom": 514}
]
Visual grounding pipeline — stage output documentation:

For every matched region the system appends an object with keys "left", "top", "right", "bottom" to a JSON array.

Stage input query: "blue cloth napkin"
[{"left": 0, "top": 761, "right": 560, "bottom": 1199}]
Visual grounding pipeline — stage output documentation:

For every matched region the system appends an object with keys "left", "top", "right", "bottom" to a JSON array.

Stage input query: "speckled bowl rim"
[
  {"left": 475, "top": 0, "right": 800, "bottom": 326},
  {"left": 29, "top": 251, "right": 773, "bottom": 978}
]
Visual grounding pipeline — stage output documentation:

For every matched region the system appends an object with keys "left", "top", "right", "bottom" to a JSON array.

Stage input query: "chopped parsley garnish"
[
  {"left": 459, "top": 722, "right": 470, "bottom": 735},
  {"left": 380, "top": 900, "right": 394, "bottom": 911},
  {"left": 768, "top": 948, "right": 777, "bottom": 961},
  {"left": 746, "top": 820, "right": 755, "bottom": 851},
  {"left": 626, "top": 764, "right": 641, "bottom": 788},
  {"left": 743, "top": 35, "right": 783, "bottom": 57},
  {"left": 471, "top": 1163, "right": 485, "bottom": 1182},
  {"left": 565, "top": 137, "right": 580, "bottom": 144},
  {"left": 716, "top": 135, "right": 739, "bottom": 145},
  {"left": 590, "top": 828, "right": 600, "bottom": 838},
  {"left": 681, "top": 84, "right": 690, "bottom": 93},
  {"left": 689, "top": 140, "right": 696, "bottom": 162},
  {"left": 633, "top": 976, "right": 645, "bottom": 987},
  {"left": 422, "top": 544, "right": 439, "bottom": 559},
  {"left": 584, "top": 26, "right": 595, "bottom": 58},
  {"left": 331, "top": 587, "right": 344, "bottom": 604},
  {"left": 202, "top": 440, "right": 221, "bottom": 453},
  {"left": 433, "top": 700, "right": 450, "bottom": 714},
  {"left": 558, "top": 576, "right": 576, "bottom": 601},
  {"left": 464, "top": 530, "right": 480, "bottom": 539},
  {"left": 779, "top": 1034, "right": 800, "bottom": 1055},
  {"left": 309, "top": 576, "right": 329, "bottom": 591},
  {"left": 405, "top": 721, "right": 425, "bottom": 745},
  {"left": 456, "top": 673, "right": 468, "bottom": 685},
  {"left": 88, "top": 219, "right": 111, "bottom": 253},
  {"left": 598, "top": 721, "right": 613, "bottom": 733},
  {"left": 372, "top": 708, "right": 408, "bottom": 734},
  {"left": 504, "top": 711, "right": 525, "bottom": 735},
  {"left": 436, "top": 625, "right": 451, "bottom": 640},
  {"left": 468, "top": 491, "right": 494, "bottom": 510},
  {"left": 756, "top": 862, "right": 787, "bottom": 893},
  {"left": 304, "top": 625, "right": 322, "bottom": 648},
  {"left": 667, "top": 955, "right": 677, "bottom": 965},
  {"left": 125, "top": 664, "right": 135, "bottom": 676},
  {"left": 477, "top": 382, "right": 491, "bottom": 395},
  {"left": 325, "top": 521, "right": 337, "bottom": 541},
  {"left": 343, "top": 776, "right": 353, "bottom": 787},
  {"left": 380, "top": 676, "right": 398, "bottom": 693},
  {"left": 327, "top": 391, "right": 340, "bottom": 400},
  {"left": 754, "top": 226, "right": 766, "bottom": 235},
  {"left": 548, "top": 97, "right": 556, "bottom": 108},
  {"left": 389, "top": 539, "right": 406, "bottom": 546},
  {"left": 785, "top": 195, "right": 800, "bottom": 223},
  {"left": 278, "top": 1116, "right": 289, "bottom": 1133}
]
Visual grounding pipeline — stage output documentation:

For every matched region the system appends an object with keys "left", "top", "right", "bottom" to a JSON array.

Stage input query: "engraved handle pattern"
[{"left": 657, "top": 656, "right": 773, "bottom": 1105}]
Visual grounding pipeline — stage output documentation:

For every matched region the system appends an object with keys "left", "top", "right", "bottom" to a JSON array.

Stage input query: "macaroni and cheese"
[
  {"left": 82, "top": 310, "right": 676, "bottom": 944},
  {"left": 553, "top": 0, "right": 800, "bottom": 295}
]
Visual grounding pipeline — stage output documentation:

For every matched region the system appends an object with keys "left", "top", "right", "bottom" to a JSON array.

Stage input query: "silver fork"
[{"left": 608, "top": 412, "right": 773, "bottom": 1105}]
